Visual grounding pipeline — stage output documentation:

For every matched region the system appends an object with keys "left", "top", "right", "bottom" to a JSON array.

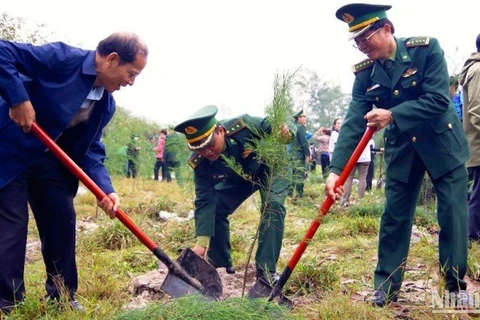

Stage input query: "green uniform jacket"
[
  {"left": 189, "top": 115, "right": 287, "bottom": 237},
  {"left": 291, "top": 123, "right": 309, "bottom": 161},
  {"left": 331, "top": 37, "right": 469, "bottom": 182}
]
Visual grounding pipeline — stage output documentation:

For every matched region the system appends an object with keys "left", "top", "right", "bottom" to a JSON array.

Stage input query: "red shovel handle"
[
  {"left": 30, "top": 122, "right": 157, "bottom": 251},
  {"left": 269, "top": 126, "right": 376, "bottom": 301},
  {"left": 30, "top": 122, "right": 208, "bottom": 292}
]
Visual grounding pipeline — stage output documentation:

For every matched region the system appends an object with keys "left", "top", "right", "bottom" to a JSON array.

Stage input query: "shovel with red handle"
[
  {"left": 248, "top": 127, "right": 376, "bottom": 306},
  {"left": 30, "top": 122, "right": 223, "bottom": 299}
]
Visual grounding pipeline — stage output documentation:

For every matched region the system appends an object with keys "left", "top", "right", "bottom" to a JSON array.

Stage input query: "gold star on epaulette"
[
  {"left": 406, "top": 37, "right": 430, "bottom": 47},
  {"left": 352, "top": 59, "right": 374, "bottom": 74},
  {"left": 225, "top": 118, "right": 247, "bottom": 137},
  {"left": 188, "top": 153, "right": 205, "bottom": 169}
]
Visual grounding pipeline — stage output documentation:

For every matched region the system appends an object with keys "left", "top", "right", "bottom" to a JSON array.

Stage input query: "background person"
[
  {"left": 342, "top": 137, "right": 373, "bottom": 206},
  {"left": 153, "top": 129, "right": 167, "bottom": 181},
  {"left": 289, "top": 109, "right": 310, "bottom": 198},
  {"left": 313, "top": 127, "right": 331, "bottom": 178},
  {"left": 309, "top": 142, "right": 317, "bottom": 172},
  {"left": 366, "top": 138, "right": 384, "bottom": 191},
  {"left": 328, "top": 118, "right": 342, "bottom": 161},
  {"left": 460, "top": 33, "right": 480, "bottom": 241},
  {"left": 450, "top": 75, "right": 463, "bottom": 121},
  {"left": 127, "top": 134, "right": 141, "bottom": 178}
]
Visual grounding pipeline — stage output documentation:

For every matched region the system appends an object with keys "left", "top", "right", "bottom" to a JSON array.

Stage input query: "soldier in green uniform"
[
  {"left": 174, "top": 105, "right": 292, "bottom": 281},
  {"left": 289, "top": 109, "right": 310, "bottom": 198},
  {"left": 325, "top": 3, "right": 470, "bottom": 307}
]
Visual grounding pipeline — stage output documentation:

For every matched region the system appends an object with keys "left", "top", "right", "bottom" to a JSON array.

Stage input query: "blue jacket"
[{"left": 0, "top": 40, "right": 116, "bottom": 194}]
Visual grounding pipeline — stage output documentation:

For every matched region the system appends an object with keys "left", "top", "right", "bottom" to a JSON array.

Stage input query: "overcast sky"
[{"left": 3, "top": 0, "right": 479, "bottom": 126}]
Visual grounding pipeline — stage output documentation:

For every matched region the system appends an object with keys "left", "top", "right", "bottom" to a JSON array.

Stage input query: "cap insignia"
[
  {"left": 185, "top": 126, "right": 197, "bottom": 134},
  {"left": 342, "top": 13, "right": 354, "bottom": 23}
]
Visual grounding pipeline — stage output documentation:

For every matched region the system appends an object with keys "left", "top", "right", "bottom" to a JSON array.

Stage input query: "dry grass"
[{"left": 5, "top": 173, "right": 477, "bottom": 320}]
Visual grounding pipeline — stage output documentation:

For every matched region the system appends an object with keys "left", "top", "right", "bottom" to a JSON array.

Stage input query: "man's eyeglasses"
[{"left": 352, "top": 28, "right": 380, "bottom": 49}]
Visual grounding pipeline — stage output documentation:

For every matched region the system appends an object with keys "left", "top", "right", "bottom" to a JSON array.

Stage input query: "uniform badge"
[
  {"left": 367, "top": 83, "right": 380, "bottom": 92},
  {"left": 242, "top": 148, "right": 252, "bottom": 159},
  {"left": 402, "top": 67, "right": 418, "bottom": 78}
]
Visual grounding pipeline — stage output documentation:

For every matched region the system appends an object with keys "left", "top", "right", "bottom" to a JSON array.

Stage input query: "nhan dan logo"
[{"left": 431, "top": 290, "right": 480, "bottom": 314}]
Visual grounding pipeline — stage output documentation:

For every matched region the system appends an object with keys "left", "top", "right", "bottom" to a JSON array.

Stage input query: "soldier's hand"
[
  {"left": 364, "top": 109, "right": 393, "bottom": 130},
  {"left": 192, "top": 246, "right": 206, "bottom": 258},
  {"left": 280, "top": 123, "right": 291, "bottom": 138},
  {"left": 9, "top": 101, "right": 36, "bottom": 133},
  {"left": 325, "top": 172, "right": 344, "bottom": 201},
  {"left": 98, "top": 192, "right": 120, "bottom": 219}
]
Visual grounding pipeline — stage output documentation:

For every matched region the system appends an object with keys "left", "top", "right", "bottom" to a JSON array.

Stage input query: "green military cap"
[
  {"left": 174, "top": 105, "right": 218, "bottom": 150},
  {"left": 293, "top": 109, "right": 305, "bottom": 119},
  {"left": 335, "top": 3, "right": 392, "bottom": 39}
]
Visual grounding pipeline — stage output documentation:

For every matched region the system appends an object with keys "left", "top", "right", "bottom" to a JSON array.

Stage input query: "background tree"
[
  {"left": 102, "top": 107, "right": 163, "bottom": 178},
  {"left": 0, "top": 12, "right": 51, "bottom": 43},
  {"left": 292, "top": 69, "right": 350, "bottom": 132}
]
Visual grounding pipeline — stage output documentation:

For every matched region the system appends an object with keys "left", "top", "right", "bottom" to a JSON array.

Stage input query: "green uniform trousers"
[
  {"left": 207, "top": 177, "right": 288, "bottom": 273},
  {"left": 374, "top": 151, "right": 468, "bottom": 296},
  {"left": 289, "top": 158, "right": 306, "bottom": 197}
]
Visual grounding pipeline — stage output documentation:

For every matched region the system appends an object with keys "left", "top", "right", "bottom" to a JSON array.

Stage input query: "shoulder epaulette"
[
  {"left": 406, "top": 37, "right": 430, "bottom": 47},
  {"left": 188, "top": 153, "right": 205, "bottom": 169},
  {"left": 352, "top": 59, "right": 374, "bottom": 74},
  {"left": 225, "top": 118, "right": 247, "bottom": 137}
]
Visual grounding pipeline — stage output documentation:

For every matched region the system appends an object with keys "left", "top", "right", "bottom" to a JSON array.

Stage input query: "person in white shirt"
[
  {"left": 342, "top": 138, "right": 374, "bottom": 206},
  {"left": 328, "top": 118, "right": 343, "bottom": 161}
]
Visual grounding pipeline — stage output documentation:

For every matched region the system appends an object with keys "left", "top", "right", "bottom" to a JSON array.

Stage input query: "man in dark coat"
[{"left": 326, "top": 3, "right": 470, "bottom": 307}]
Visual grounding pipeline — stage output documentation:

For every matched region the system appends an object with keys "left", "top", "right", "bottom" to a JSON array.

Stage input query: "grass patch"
[
  {"left": 94, "top": 221, "right": 138, "bottom": 250},
  {"left": 286, "top": 259, "right": 339, "bottom": 297},
  {"left": 115, "top": 295, "right": 297, "bottom": 320}
]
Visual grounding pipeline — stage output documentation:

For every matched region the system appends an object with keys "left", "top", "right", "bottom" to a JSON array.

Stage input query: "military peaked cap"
[
  {"left": 336, "top": 3, "right": 392, "bottom": 39},
  {"left": 174, "top": 105, "right": 218, "bottom": 150}
]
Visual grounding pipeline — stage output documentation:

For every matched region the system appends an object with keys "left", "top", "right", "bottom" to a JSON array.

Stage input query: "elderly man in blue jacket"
[{"left": 0, "top": 32, "right": 148, "bottom": 312}]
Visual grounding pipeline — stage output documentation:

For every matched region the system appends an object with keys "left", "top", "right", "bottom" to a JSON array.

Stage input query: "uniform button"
[
  {"left": 394, "top": 90, "right": 400, "bottom": 96},
  {"left": 412, "top": 137, "right": 417, "bottom": 142},
  {"left": 448, "top": 123, "right": 453, "bottom": 129},
  {"left": 412, "top": 81, "right": 417, "bottom": 86},
  {"left": 375, "top": 97, "right": 379, "bottom": 101},
  {"left": 385, "top": 137, "right": 387, "bottom": 142}
]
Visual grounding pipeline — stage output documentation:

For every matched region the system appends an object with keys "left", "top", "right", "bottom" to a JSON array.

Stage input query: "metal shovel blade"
[
  {"left": 247, "top": 278, "right": 293, "bottom": 308},
  {"left": 161, "top": 273, "right": 199, "bottom": 298},
  {"left": 160, "top": 248, "right": 223, "bottom": 300}
]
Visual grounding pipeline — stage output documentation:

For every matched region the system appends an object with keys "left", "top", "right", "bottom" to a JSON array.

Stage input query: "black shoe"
[
  {"left": 256, "top": 269, "right": 279, "bottom": 284},
  {"left": 372, "top": 290, "right": 397, "bottom": 307},
  {"left": 225, "top": 266, "right": 235, "bottom": 274},
  {"left": 69, "top": 300, "right": 86, "bottom": 312},
  {"left": 0, "top": 305, "right": 15, "bottom": 315},
  {"left": 42, "top": 296, "right": 86, "bottom": 313}
]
